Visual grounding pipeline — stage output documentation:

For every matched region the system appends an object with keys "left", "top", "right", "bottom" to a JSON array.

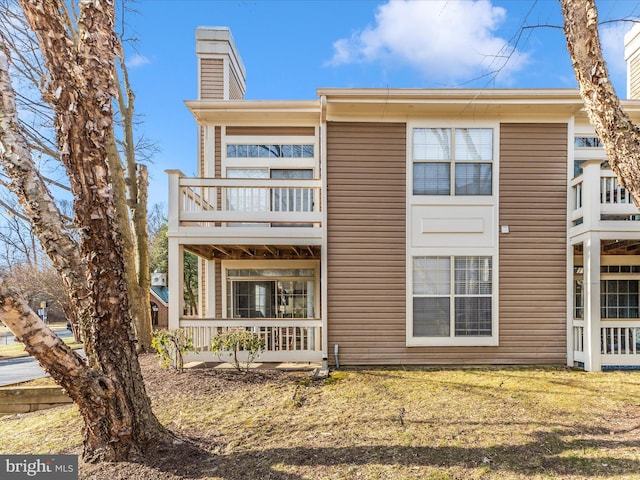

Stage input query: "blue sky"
[{"left": 123, "top": 0, "right": 640, "bottom": 207}]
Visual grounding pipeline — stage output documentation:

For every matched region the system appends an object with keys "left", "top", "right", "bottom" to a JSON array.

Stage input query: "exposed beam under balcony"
[{"left": 185, "top": 244, "right": 321, "bottom": 260}]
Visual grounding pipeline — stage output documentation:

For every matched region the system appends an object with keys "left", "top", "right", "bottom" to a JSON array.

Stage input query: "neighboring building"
[
  {"left": 150, "top": 272, "right": 169, "bottom": 330},
  {"left": 167, "top": 26, "right": 640, "bottom": 372}
]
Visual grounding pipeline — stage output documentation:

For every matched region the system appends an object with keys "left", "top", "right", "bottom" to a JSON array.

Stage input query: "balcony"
[
  {"left": 167, "top": 170, "right": 323, "bottom": 245},
  {"left": 570, "top": 161, "right": 640, "bottom": 236}
]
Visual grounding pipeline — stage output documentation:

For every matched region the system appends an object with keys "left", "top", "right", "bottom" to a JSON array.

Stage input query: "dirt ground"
[{"left": 78, "top": 355, "right": 315, "bottom": 480}]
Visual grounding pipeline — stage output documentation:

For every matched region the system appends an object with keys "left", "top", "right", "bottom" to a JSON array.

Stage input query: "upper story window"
[
  {"left": 227, "top": 144, "right": 314, "bottom": 158},
  {"left": 574, "top": 137, "right": 602, "bottom": 148},
  {"left": 412, "top": 128, "right": 493, "bottom": 196}
]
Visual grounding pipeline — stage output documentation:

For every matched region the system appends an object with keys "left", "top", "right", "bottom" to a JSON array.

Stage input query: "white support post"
[
  {"left": 583, "top": 232, "right": 601, "bottom": 372},
  {"left": 581, "top": 160, "right": 602, "bottom": 230},
  {"left": 205, "top": 259, "right": 216, "bottom": 319},
  {"left": 168, "top": 239, "right": 184, "bottom": 330},
  {"left": 166, "top": 169, "right": 184, "bottom": 235}
]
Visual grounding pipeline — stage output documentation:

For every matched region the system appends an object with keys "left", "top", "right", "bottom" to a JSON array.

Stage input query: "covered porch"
[
  {"left": 569, "top": 159, "right": 640, "bottom": 370},
  {"left": 166, "top": 169, "right": 326, "bottom": 362}
]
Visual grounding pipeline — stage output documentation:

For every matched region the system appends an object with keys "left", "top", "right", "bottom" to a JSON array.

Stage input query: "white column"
[
  {"left": 205, "top": 259, "right": 216, "bottom": 319},
  {"left": 168, "top": 239, "right": 184, "bottom": 330},
  {"left": 583, "top": 232, "right": 601, "bottom": 372},
  {"left": 581, "top": 160, "right": 602, "bottom": 230}
]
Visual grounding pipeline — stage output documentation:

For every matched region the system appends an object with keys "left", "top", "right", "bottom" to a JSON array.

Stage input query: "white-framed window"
[
  {"left": 411, "top": 256, "right": 494, "bottom": 343},
  {"left": 412, "top": 128, "right": 493, "bottom": 196},
  {"left": 223, "top": 261, "right": 320, "bottom": 319}
]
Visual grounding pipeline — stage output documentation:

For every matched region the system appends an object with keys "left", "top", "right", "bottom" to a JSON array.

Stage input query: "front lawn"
[{"left": 1, "top": 356, "right": 639, "bottom": 479}]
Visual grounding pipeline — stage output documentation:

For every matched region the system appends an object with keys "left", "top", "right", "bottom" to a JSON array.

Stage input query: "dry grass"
[
  {"left": 0, "top": 331, "right": 81, "bottom": 359},
  {"left": 1, "top": 356, "right": 640, "bottom": 479}
]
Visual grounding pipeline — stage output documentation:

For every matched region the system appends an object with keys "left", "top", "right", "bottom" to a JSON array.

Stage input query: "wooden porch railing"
[
  {"left": 179, "top": 318, "right": 323, "bottom": 362},
  {"left": 168, "top": 172, "right": 322, "bottom": 227},
  {"left": 572, "top": 320, "right": 640, "bottom": 367}
]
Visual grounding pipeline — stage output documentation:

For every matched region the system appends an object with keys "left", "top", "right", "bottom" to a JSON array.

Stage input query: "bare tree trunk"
[
  {"left": 11, "top": 0, "right": 166, "bottom": 461},
  {"left": 561, "top": 0, "right": 640, "bottom": 206},
  {"left": 0, "top": 41, "right": 97, "bottom": 366},
  {"left": 114, "top": 55, "right": 152, "bottom": 349},
  {"left": 134, "top": 164, "right": 152, "bottom": 342},
  {"left": 0, "top": 281, "right": 142, "bottom": 459},
  {"left": 105, "top": 135, "right": 151, "bottom": 350}
]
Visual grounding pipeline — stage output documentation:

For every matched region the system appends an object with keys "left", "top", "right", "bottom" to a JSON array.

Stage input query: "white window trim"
[
  {"left": 409, "top": 125, "right": 497, "bottom": 201},
  {"left": 221, "top": 259, "right": 321, "bottom": 320},
  {"left": 406, "top": 121, "right": 499, "bottom": 347},
  {"left": 406, "top": 254, "right": 498, "bottom": 347},
  {"left": 222, "top": 128, "right": 319, "bottom": 175}
]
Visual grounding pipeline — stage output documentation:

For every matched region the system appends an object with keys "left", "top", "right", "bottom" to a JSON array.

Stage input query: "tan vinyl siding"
[
  {"left": 327, "top": 121, "right": 568, "bottom": 366},
  {"left": 226, "top": 126, "right": 315, "bottom": 136},
  {"left": 200, "top": 258, "right": 207, "bottom": 315},
  {"left": 326, "top": 122, "right": 407, "bottom": 364},
  {"left": 498, "top": 123, "right": 567, "bottom": 363},
  {"left": 631, "top": 56, "right": 640, "bottom": 99},
  {"left": 229, "top": 68, "right": 244, "bottom": 100},
  {"left": 215, "top": 260, "right": 222, "bottom": 318},
  {"left": 200, "top": 58, "right": 224, "bottom": 100},
  {"left": 198, "top": 127, "right": 204, "bottom": 176}
]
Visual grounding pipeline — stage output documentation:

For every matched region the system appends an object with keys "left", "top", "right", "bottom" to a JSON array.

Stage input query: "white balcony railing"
[
  {"left": 179, "top": 318, "right": 323, "bottom": 363},
  {"left": 571, "top": 163, "right": 640, "bottom": 227},
  {"left": 168, "top": 171, "right": 322, "bottom": 229},
  {"left": 572, "top": 320, "right": 640, "bottom": 367}
]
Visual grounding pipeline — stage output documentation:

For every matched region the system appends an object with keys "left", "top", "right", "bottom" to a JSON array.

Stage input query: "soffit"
[
  {"left": 185, "top": 100, "right": 321, "bottom": 125},
  {"left": 319, "top": 88, "right": 587, "bottom": 120}
]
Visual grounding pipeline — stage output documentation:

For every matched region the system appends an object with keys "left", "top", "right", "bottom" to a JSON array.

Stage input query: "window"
[
  {"left": 225, "top": 169, "right": 314, "bottom": 226},
  {"left": 412, "top": 256, "right": 493, "bottom": 338},
  {"left": 601, "top": 279, "right": 640, "bottom": 319},
  {"left": 227, "top": 144, "right": 314, "bottom": 158},
  {"left": 574, "top": 136, "right": 602, "bottom": 148},
  {"left": 413, "top": 128, "right": 493, "bottom": 196},
  {"left": 226, "top": 268, "right": 316, "bottom": 319}
]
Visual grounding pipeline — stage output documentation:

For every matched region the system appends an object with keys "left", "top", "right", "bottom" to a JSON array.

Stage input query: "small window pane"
[
  {"left": 413, "top": 297, "right": 450, "bottom": 336},
  {"left": 413, "top": 257, "right": 450, "bottom": 295},
  {"left": 258, "top": 145, "right": 270, "bottom": 157},
  {"left": 455, "top": 163, "right": 492, "bottom": 195},
  {"left": 281, "top": 145, "right": 292, "bottom": 157},
  {"left": 455, "top": 128, "right": 493, "bottom": 161},
  {"left": 413, "top": 163, "right": 450, "bottom": 195},
  {"left": 413, "top": 128, "right": 451, "bottom": 161},
  {"left": 455, "top": 297, "right": 492, "bottom": 336},
  {"left": 227, "top": 145, "right": 237, "bottom": 157},
  {"left": 248, "top": 145, "right": 260, "bottom": 157},
  {"left": 574, "top": 137, "right": 602, "bottom": 147},
  {"left": 237, "top": 145, "right": 247, "bottom": 157},
  {"left": 303, "top": 145, "right": 314, "bottom": 158},
  {"left": 454, "top": 257, "right": 492, "bottom": 295}
]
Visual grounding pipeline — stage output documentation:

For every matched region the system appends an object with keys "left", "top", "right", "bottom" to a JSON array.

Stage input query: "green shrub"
[
  {"left": 210, "top": 329, "right": 265, "bottom": 372},
  {"left": 151, "top": 329, "right": 196, "bottom": 372}
]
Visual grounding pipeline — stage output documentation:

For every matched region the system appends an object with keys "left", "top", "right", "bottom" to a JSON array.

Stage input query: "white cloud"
[
  {"left": 327, "top": 0, "right": 527, "bottom": 84},
  {"left": 126, "top": 54, "right": 151, "bottom": 68}
]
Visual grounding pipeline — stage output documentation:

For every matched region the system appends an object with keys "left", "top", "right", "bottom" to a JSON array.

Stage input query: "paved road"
[
  {"left": 0, "top": 356, "right": 48, "bottom": 386},
  {"left": 0, "top": 330, "right": 78, "bottom": 386}
]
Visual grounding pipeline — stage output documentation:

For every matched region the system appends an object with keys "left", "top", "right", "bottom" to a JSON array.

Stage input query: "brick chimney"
[{"left": 196, "top": 27, "right": 246, "bottom": 100}]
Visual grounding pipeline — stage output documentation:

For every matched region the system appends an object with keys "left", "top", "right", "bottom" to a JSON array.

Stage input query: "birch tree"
[
  {"left": 561, "top": 0, "right": 640, "bottom": 206},
  {"left": 0, "top": 0, "right": 153, "bottom": 349},
  {"left": 0, "top": 0, "right": 166, "bottom": 461}
]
